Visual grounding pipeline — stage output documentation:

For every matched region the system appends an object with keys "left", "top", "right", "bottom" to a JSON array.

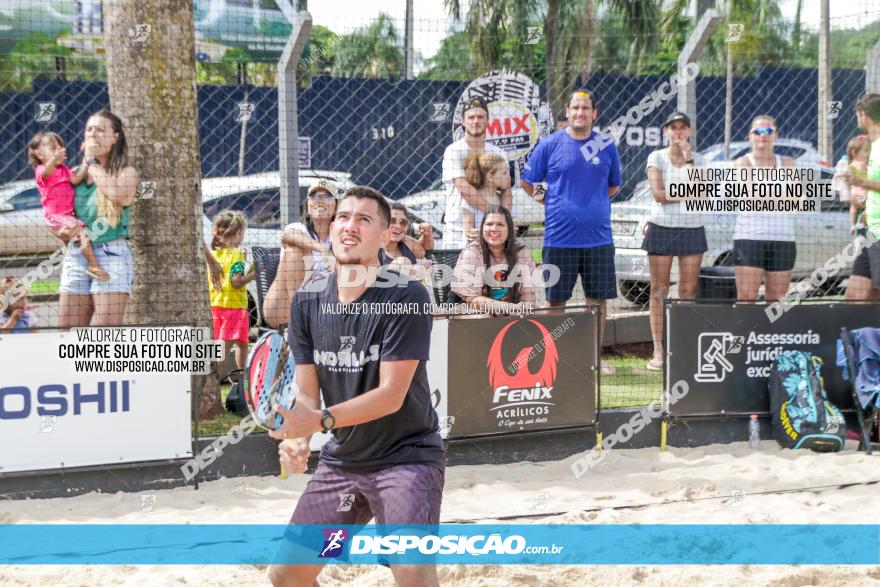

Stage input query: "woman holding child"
[{"left": 57, "top": 110, "right": 138, "bottom": 327}]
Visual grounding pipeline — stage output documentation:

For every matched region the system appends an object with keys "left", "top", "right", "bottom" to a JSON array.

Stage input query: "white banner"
[
  {"left": 428, "top": 319, "right": 450, "bottom": 438},
  {"left": 0, "top": 330, "right": 193, "bottom": 474}
]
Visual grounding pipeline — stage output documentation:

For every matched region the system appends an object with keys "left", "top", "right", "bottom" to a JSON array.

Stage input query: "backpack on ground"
[
  {"left": 224, "top": 369, "right": 249, "bottom": 416},
  {"left": 769, "top": 351, "right": 846, "bottom": 452}
]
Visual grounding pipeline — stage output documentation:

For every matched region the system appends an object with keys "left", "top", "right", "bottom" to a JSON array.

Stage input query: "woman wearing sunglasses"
[
  {"left": 380, "top": 202, "right": 434, "bottom": 265},
  {"left": 262, "top": 180, "right": 338, "bottom": 327},
  {"left": 733, "top": 115, "right": 797, "bottom": 301}
]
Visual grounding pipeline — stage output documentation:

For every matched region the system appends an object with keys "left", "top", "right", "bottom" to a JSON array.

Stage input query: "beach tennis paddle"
[{"left": 243, "top": 330, "right": 304, "bottom": 477}]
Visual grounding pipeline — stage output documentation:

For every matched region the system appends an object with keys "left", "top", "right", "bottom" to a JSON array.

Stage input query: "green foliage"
[
  {"left": 0, "top": 32, "right": 88, "bottom": 92},
  {"left": 420, "top": 31, "right": 473, "bottom": 80},
  {"left": 332, "top": 13, "right": 403, "bottom": 79}
]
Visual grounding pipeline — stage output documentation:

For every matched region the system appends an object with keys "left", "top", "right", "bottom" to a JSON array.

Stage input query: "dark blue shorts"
[{"left": 543, "top": 244, "right": 617, "bottom": 302}]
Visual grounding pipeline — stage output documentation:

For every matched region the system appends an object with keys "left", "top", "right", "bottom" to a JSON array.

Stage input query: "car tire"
[{"left": 619, "top": 280, "right": 651, "bottom": 308}]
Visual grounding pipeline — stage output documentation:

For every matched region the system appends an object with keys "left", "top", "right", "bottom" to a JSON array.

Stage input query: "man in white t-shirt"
[{"left": 442, "top": 96, "right": 511, "bottom": 249}]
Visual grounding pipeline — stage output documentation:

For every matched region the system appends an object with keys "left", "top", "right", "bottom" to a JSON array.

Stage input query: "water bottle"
[{"left": 748, "top": 415, "right": 761, "bottom": 449}]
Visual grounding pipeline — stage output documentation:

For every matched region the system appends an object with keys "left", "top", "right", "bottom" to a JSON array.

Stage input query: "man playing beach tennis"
[{"left": 267, "top": 186, "right": 445, "bottom": 587}]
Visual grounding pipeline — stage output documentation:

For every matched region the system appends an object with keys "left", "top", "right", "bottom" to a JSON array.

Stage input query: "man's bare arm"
[{"left": 454, "top": 177, "right": 491, "bottom": 212}]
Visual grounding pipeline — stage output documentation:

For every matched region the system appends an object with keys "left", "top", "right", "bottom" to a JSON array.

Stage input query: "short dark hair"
[
  {"left": 856, "top": 93, "right": 880, "bottom": 123},
  {"left": 389, "top": 201, "right": 409, "bottom": 219},
  {"left": 568, "top": 89, "right": 596, "bottom": 109},
  {"left": 342, "top": 186, "right": 391, "bottom": 227}
]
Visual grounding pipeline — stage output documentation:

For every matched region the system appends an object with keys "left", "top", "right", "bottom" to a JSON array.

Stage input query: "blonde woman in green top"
[
  {"left": 845, "top": 93, "right": 880, "bottom": 300},
  {"left": 59, "top": 110, "right": 138, "bottom": 327}
]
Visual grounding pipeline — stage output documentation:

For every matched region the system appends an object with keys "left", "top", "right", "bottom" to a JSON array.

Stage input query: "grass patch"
[
  {"left": 197, "top": 383, "right": 265, "bottom": 437},
  {"left": 600, "top": 354, "right": 663, "bottom": 409},
  {"left": 29, "top": 278, "right": 59, "bottom": 296}
]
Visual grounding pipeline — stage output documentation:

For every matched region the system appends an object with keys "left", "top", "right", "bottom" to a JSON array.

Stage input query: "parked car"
[
  {"left": 399, "top": 180, "right": 544, "bottom": 247},
  {"left": 0, "top": 170, "right": 353, "bottom": 257},
  {"left": 612, "top": 149, "right": 842, "bottom": 306},
  {"left": 0, "top": 180, "right": 58, "bottom": 255}
]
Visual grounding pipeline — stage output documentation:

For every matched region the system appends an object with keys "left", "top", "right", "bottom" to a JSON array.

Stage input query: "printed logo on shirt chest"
[{"left": 314, "top": 335, "right": 380, "bottom": 373}]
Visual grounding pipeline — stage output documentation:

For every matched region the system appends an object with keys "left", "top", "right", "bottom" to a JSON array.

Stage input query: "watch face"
[{"left": 322, "top": 411, "right": 335, "bottom": 430}]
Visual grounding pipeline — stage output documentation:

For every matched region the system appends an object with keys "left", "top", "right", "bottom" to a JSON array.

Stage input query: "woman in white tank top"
[{"left": 733, "top": 115, "right": 797, "bottom": 301}]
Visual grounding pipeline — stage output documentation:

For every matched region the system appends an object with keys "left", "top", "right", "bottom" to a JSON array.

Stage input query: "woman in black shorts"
[
  {"left": 642, "top": 112, "right": 707, "bottom": 370},
  {"left": 733, "top": 115, "right": 797, "bottom": 301}
]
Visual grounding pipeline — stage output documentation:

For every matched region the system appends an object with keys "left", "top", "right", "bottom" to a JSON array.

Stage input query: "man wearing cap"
[
  {"left": 521, "top": 89, "right": 621, "bottom": 374},
  {"left": 262, "top": 178, "right": 339, "bottom": 327},
  {"left": 641, "top": 112, "right": 707, "bottom": 371},
  {"left": 442, "top": 96, "right": 512, "bottom": 248}
]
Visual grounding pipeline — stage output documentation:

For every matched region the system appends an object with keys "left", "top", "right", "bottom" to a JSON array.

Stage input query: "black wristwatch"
[
  {"left": 684, "top": 159, "right": 694, "bottom": 164},
  {"left": 320, "top": 409, "right": 336, "bottom": 433}
]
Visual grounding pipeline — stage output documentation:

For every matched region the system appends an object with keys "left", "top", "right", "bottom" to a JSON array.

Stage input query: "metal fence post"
[
  {"left": 278, "top": 10, "right": 312, "bottom": 226},
  {"left": 677, "top": 9, "right": 719, "bottom": 148},
  {"left": 867, "top": 39, "right": 880, "bottom": 93}
]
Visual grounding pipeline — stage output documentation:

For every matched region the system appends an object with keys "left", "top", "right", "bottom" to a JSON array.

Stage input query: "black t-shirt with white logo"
[{"left": 288, "top": 269, "right": 444, "bottom": 471}]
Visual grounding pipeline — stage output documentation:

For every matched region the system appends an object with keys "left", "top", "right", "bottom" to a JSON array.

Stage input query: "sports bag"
[{"left": 769, "top": 350, "right": 846, "bottom": 452}]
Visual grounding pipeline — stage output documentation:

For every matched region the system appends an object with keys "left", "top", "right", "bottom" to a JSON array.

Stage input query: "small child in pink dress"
[{"left": 28, "top": 132, "right": 109, "bottom": 281}]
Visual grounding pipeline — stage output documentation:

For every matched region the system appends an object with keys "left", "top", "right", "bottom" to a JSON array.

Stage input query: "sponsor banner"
[
  {"left": 666, "top": 303, "right": 874, "bottom": 417},
  {"left": 447, "top": 313, "right": 596, "bottom": 437},
  {"left": 452, "top": 70, "right": 553, "bottom": 183},
  {"left": 426, "top": 319, "right": 451, "bottom": 438},
  {"left": 0, "top": 330, "right": 192, "bottom": 473},
  {"left": 1, "top": 524, "right": 877, "bottom": 565}
]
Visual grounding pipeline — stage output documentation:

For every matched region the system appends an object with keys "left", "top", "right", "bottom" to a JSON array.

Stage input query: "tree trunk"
[
  {"left": 579, "top": 0, "right": 596, "bottom": 93},
  {"left": 545, "top": 0, "right": 596, "bottom": 120},
  {"left": 625, "top": 37, "right": 640, "bottom": 75},
  {"left": 103, "top": 0, "right": 223, "bottom": 419},
  {"left": 544, "top": 0, "right": 560, "bottom": 119},
  {"left": 793, "top": 0, "right": 803, "bottom": 52}
]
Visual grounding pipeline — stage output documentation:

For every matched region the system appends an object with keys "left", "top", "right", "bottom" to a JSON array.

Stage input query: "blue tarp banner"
[{"left": 1, "top": 524, "right": 878, "bottom": 565}]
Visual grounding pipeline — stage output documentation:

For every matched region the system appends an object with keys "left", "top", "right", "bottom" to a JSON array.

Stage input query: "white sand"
[{"left": 2, "top": 440, "right": 879, "bottom": 586}]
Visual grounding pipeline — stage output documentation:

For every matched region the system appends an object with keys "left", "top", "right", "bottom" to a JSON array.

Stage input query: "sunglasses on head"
[
  {"left": 751, "top": 127, "right": 775, "bottom": 136},
  {"left": 308, "top": 191, "right": 334, "bottom": 201},
  {"left": 390, "top": 217, "right": 409, "bottom": 227}
]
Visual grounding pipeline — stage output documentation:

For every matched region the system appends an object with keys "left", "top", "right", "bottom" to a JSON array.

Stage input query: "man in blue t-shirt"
[
  {"left": 267, "top": 187, "right": 444, "bottom": 587},
  {"left": 521, "top": 89, "right": 621, "bottom": 374}
]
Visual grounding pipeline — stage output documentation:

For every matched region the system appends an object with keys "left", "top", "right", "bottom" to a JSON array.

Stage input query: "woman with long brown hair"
[
  {"left": 452, "top": 205, "right": 536, "bottom": 314},
  {"left": 59, "top": 110, "right": 138, "bottom": 327}
]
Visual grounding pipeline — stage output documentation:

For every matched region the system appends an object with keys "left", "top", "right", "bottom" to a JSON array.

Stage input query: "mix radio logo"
[
  {"left": 487, "top": 320, "right": 559, "bottom": 413},
  {"left": 452, "top": 69, "right": 552, "bottom": 178}
]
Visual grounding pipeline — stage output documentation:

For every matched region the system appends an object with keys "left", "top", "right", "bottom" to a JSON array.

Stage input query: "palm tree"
[
  {"left": 545, "top": 0, "right": 597, "bottom": 120},
  {"left": 103, "top": 0, "right": 223, "bottom": 418},
  {"left": 444, "top": 0, "right": 596, "bottom": 120},
  {"left": 332, "top": 13, "right": 404, "bottom": 78},
  {"left": 444, "top": 0, "right": 541, "bottom": 72},
  {"left": 603, "top": 0, "right": 661, "bottom": 74}
]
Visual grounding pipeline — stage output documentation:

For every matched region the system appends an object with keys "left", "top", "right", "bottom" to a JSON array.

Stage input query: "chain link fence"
[{"left": 1, "top": 6, "right": 879, "bottom": 412}]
